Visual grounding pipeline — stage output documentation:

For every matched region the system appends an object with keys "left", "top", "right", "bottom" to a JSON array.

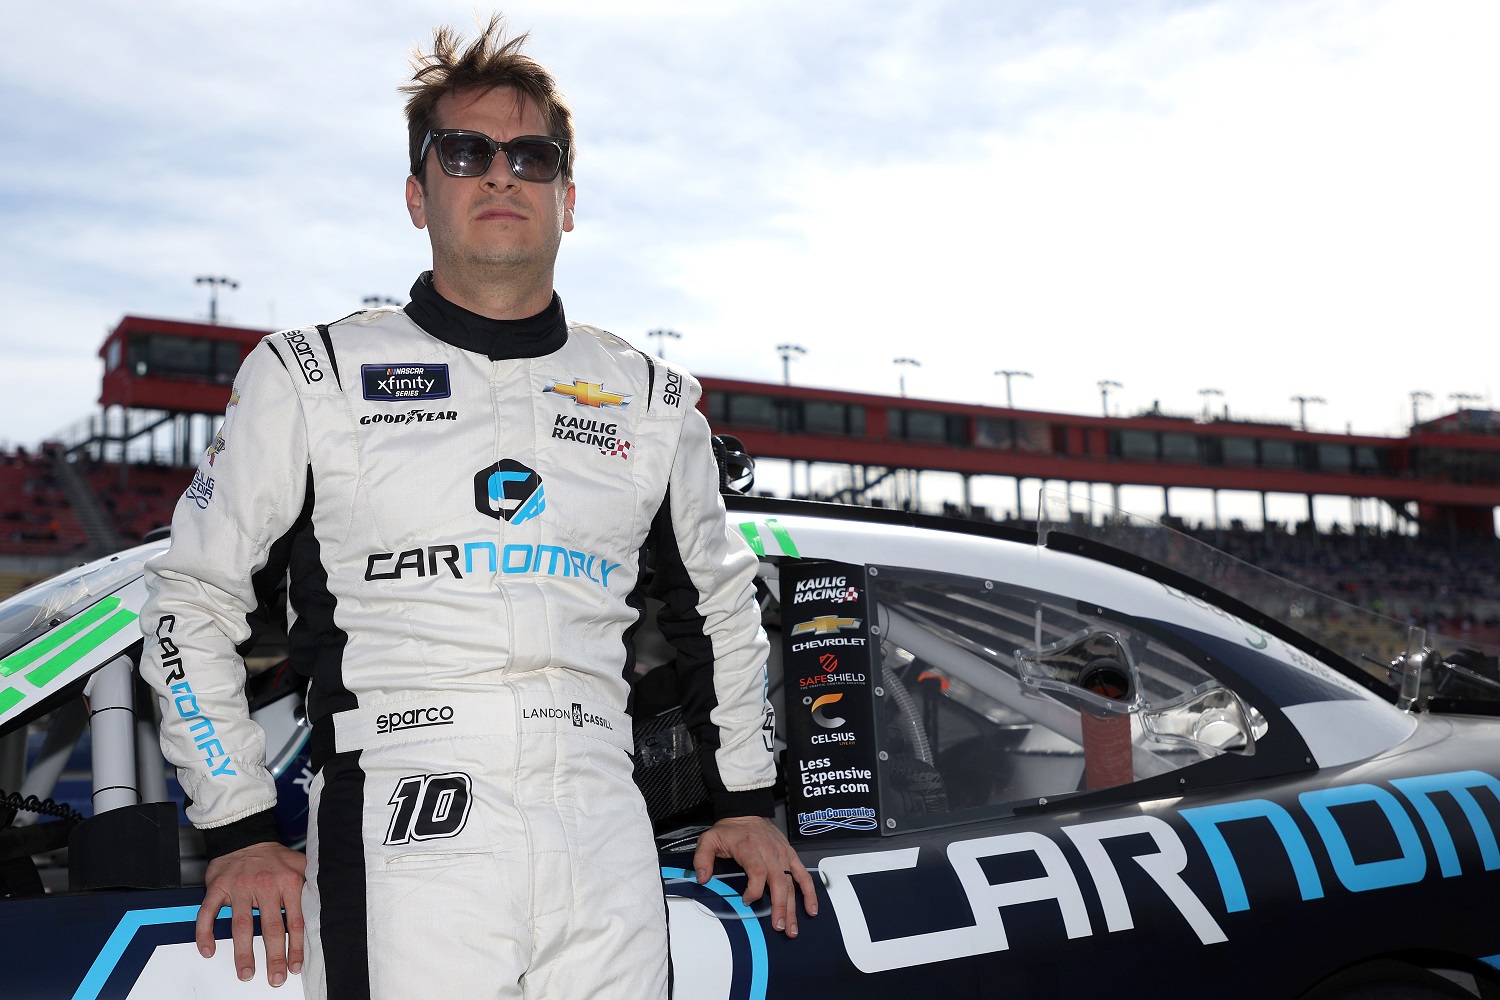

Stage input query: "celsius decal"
[
  {"left": 385, "top": 772, "right": 473, "bottom": 845},
  {"left": 474, "top": 460, "right": 546, "bottom": 523},
  {"left": 809, "top": 692, "right": 846, "bottom": 728},
  {"left": 360, "top": 409, "right": 458, "bottom": 426},
  {"left": 184, "top": 470, "right": 215, "bottom": 509},
  {"left": 362, "top": 363, "right": 451, "bottom": 401},
  {"left": 544, "top": 379, "right": 632, "bottom": 409},
  {"left": 280, "top": 329, "right": 323, "bottom": 383}
]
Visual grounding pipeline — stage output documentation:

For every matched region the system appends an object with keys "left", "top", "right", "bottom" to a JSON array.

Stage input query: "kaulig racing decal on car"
[
  {"left": 781, "top": 560, "right": 880, "bottom": 839},
  {"left": 822, "top": 768, "right": 1500, "bottom": 975},
  {"left": 362, "top": 363, "right": 451, "bottom": 401}
]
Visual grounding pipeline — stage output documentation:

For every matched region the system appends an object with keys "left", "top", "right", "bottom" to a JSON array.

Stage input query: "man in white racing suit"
[{"left": 141, "top": 18, "right": 815, "bottom": 998}]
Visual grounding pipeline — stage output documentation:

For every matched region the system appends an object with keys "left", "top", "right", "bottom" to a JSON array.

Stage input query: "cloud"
[{"left": 0, "top": 0, "right": 1494, "bottom": 451}]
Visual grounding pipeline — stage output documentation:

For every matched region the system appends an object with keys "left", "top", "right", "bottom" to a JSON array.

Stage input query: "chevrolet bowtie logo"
[
  {"left": 545, "top": 380, "right": 633, "bottom": 409},
  {"left": 791, "top": 616, "right": 862, "bottom": 636}
]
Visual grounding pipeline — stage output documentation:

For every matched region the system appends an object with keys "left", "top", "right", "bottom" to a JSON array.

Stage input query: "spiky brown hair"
[{"left": 401, "top": 14, "right": 574, "bottom": 183}]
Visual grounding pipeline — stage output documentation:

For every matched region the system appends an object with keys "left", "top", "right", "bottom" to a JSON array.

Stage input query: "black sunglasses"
[{"left": 418, "top": 130, "right": 570, "bottom": 182}]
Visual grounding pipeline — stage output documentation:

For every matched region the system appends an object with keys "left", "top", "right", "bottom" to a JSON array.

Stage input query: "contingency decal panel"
[{"left": 780, "top": 560, "right": 881, "bottom": 842}]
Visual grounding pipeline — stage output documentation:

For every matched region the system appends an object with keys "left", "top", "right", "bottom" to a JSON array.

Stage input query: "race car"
[{"left": 2, "top": 487, "right": 1499, "bottom": 999}]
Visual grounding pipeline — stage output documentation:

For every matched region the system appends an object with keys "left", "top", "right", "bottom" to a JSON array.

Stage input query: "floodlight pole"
[
  {"left": 1198, "top": 387, "right": 1224, "bottom": 420},
  {"left": 1409, "top": 390, "right": 1432, "bottom": 426},
  {"left": 1098, "top": 380, "right": 1122, "bottom": 417},
  {"left": 894, "top": 357, "right": 921, "bottom": 398},
  {"left": 363, "top": 295, "right": 402, "bottom": 308},
  {"left": 195, "top": 275, "right": 239, "bottom": 325},
  {"left": 1290, "top": 394, "right": 1326, "bottom": 431},
  {"left": 777, "top": 344, "right": 806, "bottom": 386},
  {"left": 647, "top": 328, "right": 682, "bottom": 360},
  {"left": 995, "top": 370, "right": 1032, "bottom": 409}
]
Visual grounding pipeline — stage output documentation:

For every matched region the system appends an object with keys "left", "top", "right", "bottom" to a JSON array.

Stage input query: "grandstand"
[{"left": 0, "top": 311, "right": 1496, "bottom": 638}]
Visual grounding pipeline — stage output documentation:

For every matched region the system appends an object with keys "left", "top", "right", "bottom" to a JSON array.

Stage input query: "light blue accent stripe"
[
  {"left": 1483, "top": 955, "right": 1500, "bottom": 970},
  {"left": 662, "top": 867, "right": 768, "bottom": 1000},
  {"left": 72, "top": 904, "right": 240, "bottom": 1000}
]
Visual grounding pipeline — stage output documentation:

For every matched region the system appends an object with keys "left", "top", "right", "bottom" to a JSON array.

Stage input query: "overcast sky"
[{"left": 2, "top": 0, "right": 1496, "bottom": 452}]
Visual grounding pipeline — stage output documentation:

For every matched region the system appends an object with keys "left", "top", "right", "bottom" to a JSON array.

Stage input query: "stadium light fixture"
[
  {"left": 363, "top": 295, "right": 402, "bottom": 308},
  {"left": 1290, "top": 394, "right": 1326, "bottom": 431},
  {"left": 1098, "top": 380, "right": 1122, "bottom": 417},
  {"left": 777, "top": 344, "right": 807, "bottom": 386},
  {"left": 1409, "top": 390, "right": 1432, "bottom": 426},
  {"left": 894, "top": 357, "right": 921, "bottom": 397},
  {"left": 1198, "top": 387, "right": 1224, "bottom": 421},
  {"left": 994, "top": 370, "right": 1033, "bottom": 409},
  {"left": 194, "top": 275, "right": 239, "bottom": 325},
  {"left": 647, "top": 328, "right": 682, "bottom": 360}
]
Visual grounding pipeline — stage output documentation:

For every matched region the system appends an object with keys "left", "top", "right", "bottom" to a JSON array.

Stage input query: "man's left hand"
[{"left": 693, "top": 816, "right": 818, "bottom": 937}]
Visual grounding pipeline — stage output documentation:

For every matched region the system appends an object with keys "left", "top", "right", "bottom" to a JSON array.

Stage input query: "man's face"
[{"left": 405, "top": 87, "right": 575, "bottom": 275}]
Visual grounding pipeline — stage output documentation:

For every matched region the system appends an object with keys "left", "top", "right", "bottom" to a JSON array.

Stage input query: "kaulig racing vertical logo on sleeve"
[
  {"left": 474, "top": 460, "right": 546, "bottom": 524},
  {"left": 363, "top": 364, "right": 451, "bottom": 401}
]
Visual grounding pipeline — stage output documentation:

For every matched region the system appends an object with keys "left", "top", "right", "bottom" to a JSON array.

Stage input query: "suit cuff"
[
  {"left": 201, "top": 809, "right": 280, "bottom": 860},
  {"left": 712, "top": 787, "right": 775, "bottom": 819}
]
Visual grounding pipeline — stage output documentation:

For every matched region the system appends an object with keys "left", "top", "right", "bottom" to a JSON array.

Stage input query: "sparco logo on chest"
[{"left": 281, "top": 330, "right": 323, "bottom": 383}]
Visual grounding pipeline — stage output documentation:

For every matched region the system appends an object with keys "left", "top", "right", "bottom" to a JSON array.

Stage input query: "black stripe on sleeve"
[
  {"left": 316, "top": 324, "right": 342, "bottom": 389},
  {"left": 635, "top": 350, "right": 657, "bottom": 413},
  {"left": 266, "top": 341, "right": 288, "bottom": 370}
]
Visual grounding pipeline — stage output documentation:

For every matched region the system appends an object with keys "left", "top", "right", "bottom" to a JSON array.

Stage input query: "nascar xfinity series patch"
[{"left": 363, "top": 364, "right": 451, "bottom": 401}]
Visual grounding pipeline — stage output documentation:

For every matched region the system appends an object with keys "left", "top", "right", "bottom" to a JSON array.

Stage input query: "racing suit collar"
[{"left": 404, "top": 271, "right": 568, "bottom": 361}]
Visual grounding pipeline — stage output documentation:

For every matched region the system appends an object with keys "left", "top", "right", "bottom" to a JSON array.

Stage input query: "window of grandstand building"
[
  {"left": 1317, "top": 444, "right": 1352, "bottom": 474},
  {"left": 724, "top": 393, "right": 777, "bottom": 429},
  {"left": 975, "top": 418, "right": 1051, "bottom": 452},
  {"left": 803, "top": 401, "right": 865, "bottom": 437},
  {"left": 1354, "top": 446, "right": 1385, "bottom": 473},
  {"left": 127, "top": 333, "right": 241, "bottom": 383},
  {"left": 1260, "top": 438, "right": 1296, "bottom": 469},
  {"left": 1221, "top": 436, "right": 1257, "bottom": 466},
  {"left": 1115, "top": 429, "right": 1157, "bottom": 461},
  {"left": 892, "top": 409, "right": 967, "bottom": 446},
  {"left": 1161, "top": 432, "right": 1199, "bottom": 463}
]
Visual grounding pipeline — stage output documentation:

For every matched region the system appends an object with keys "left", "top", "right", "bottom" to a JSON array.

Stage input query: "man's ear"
[
  {"left": 406, "top": 175, "right": 427, "bottom": 230},
  {"left": 562, "top": 182, "right": 576, "bottom": 233}
]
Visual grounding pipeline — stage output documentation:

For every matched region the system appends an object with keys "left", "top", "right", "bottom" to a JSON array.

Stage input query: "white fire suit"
[{"left": 140, "top": 281, "right": 777, "bottom": 999}]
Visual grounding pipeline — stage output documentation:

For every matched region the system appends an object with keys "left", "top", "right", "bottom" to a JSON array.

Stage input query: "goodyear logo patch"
[{"left": 363, "top": 364, "right": 451, "bottom": 401}]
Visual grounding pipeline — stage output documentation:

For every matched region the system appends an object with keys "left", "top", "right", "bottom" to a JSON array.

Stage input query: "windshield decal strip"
[
  {"left": 0, "top": 598, "right": 121, "bottom": 677},
  {"left": 764, "top": 519, "right": 801, "bottom": 559},
  {"left": 24, "top": 607, "right": 140, "bottom": 688},
  {"left": 738, "top": 522, "right": 766, "bottom": 557}
]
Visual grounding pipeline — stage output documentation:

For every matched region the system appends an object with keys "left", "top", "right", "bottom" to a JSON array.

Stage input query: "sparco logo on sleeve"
[
  {"left": 281, "top": 330, "right": 323, "bottom": 383},
  {"left": 363, "top": 364, "right": 452, "bottom": 401}
]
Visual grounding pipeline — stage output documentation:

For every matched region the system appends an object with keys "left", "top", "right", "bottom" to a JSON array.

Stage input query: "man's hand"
[
  {"left": 195, "top": 841, "right": 308, "bottom": 987},
  {"left": 693, "top": 816, "right": 818, "bottom": 937}
]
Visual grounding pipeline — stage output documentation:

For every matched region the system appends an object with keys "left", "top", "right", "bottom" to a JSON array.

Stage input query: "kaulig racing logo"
[{"left": 474, "top": 460, "right": 545, "bottom": 524}]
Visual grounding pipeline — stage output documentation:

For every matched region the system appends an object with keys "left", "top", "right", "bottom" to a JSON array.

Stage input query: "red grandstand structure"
[
  {"left": 702, "top": 377, "right": 1500, "bottom": 541},
  {"left": 0, "top": 314, "right": 1496, "bottom": 606}
]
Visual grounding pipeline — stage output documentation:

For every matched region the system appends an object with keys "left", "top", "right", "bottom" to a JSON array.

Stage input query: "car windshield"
[
  {"left": 0, "top": 544, "right": 154, "bottom": 660},
  {"left": 1032, "top": 491, "right": 1500, "bottom": 712}
]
